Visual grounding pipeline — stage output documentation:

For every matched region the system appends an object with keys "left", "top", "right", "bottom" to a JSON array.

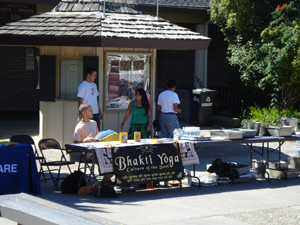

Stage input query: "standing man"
[
  {"left": 77, "top": 67, "right": 103, "bottom": 130},
  {"left": 157, "top": 80, "right": 181, "bottom": 138}
]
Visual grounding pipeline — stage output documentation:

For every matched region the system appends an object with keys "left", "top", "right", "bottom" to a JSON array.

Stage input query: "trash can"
[{"left": 190, "top": 88, "right": 217, "bottom": 126}]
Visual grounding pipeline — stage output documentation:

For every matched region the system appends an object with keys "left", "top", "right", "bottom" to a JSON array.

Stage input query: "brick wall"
[
  {"left": 156, "top": 50, "right": 195, "bottom": 90},
  {"left": 0, "top": 46, "right": 39, "bottom": 112}
]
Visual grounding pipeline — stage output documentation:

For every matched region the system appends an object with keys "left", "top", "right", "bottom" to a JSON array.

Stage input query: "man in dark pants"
[
  {"left": 157, "top": 80, "right": 181, "bottom": 138},
  {"left": 77, "top": 67, "right": 103, "bottom": 130}
]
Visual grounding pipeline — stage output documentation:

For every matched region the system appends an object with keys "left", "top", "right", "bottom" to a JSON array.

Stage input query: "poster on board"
[{"left": 112, "top": 143, "right": 184, "bottom": 186}]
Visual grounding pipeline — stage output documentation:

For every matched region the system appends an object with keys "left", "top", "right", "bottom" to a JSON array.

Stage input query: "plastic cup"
[
  {"left": 134, "top": 131, "right": 141, "bottom": 142},
  {"left": 119, "top": 132, "right": 128, "bottom": 143}
]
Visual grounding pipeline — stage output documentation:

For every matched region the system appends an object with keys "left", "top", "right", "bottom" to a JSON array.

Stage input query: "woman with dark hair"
[{"left": 120, "top": 88, "right": 151, "bottom": 139}]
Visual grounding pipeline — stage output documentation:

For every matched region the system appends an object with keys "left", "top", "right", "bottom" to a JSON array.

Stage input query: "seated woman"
[{"left": 120, "top": 88, "right": 151, "bottom": 139}]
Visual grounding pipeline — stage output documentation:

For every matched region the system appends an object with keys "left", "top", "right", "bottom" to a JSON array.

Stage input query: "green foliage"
[
  {"left": 210, "top": 1, "right": 300, "bottom": 108},
  {"left": 241, "top": 105, "right": 300, "bottom": 127},
  {"left": 242, "top": 106, "right": 279, "bottom": 126}
]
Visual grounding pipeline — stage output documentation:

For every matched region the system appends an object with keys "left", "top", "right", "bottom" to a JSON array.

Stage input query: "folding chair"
[
  {"left": 38, "top": 138, "right": 75, "bottom": 190},
  {"left": 10, "top": 135, "right": 46, "bottom": 180}
]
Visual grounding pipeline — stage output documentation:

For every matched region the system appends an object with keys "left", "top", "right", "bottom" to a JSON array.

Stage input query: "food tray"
[
  {"left": 232, "top": 128, "right": 257, "bottom": 138},
  {"left": 265, "top": 126, "right": 293, "bottom": 137},
  {"left": 268, "top": 161, "right": 289, "bottom": 170},
  {"left": 266, "top": 169, "right": 299, "bottom": 179},
  {"left": 210, "top": 131, "right": 243, "bottom": 140},
  {"left": 235, "top": 164, "right": 251, "bottom": 175}
]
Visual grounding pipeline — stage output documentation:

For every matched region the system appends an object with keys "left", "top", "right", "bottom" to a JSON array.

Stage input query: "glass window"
[
  {"left": 60, "top": 59, "right": 83, "bottom": 99},
  {"left": 105, "top": 53, "right": 151, "bottom": 109}
]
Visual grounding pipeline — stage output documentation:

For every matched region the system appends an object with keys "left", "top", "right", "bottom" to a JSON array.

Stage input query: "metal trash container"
[{"left": 190, "top": 88, "right": 217, "bottom": 126}]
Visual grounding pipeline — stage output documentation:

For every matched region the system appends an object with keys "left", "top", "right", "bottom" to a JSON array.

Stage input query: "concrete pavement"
[{"left": 1, "top": 118, "right": 300, "bottom": 225}]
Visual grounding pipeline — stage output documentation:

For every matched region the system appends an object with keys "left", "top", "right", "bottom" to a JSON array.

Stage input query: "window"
[
  {"left": 105, "top": 53, "right": 151, "bottom": 109},
  {"left": 60, "top": 59, "right": 83, "bottom": 99}
]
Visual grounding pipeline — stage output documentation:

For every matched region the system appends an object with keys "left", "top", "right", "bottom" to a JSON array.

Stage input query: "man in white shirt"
[
  {"left": 77, "top": 67, "right": 103, "bottom": 130},
  {"left": 157, "top": 80, "right": 181, "bottom": 138}
]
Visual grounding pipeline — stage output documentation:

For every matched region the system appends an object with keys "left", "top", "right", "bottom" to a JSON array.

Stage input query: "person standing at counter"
[
  {"left": 77, "top": 67, "right": 103, "bottom": 130},
  {"left": 120, "top": 88, "right": 152, "bottom": 139},
  {"left": 157, "top": 80, "right": 181, "bottom": 138}
]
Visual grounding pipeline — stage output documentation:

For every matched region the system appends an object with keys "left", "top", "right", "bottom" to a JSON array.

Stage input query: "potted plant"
[
  {"left": 242, "top": 106, "right": 299, "bottom": 136},
  {"left": 241, "top": 106, "right": 263, "bottom": 136},
  {"left": 259, "top": 107, "right": 281, "bottom": 136},
  {"left": 241, "top": 106, "right": 282, "bottom": 136}
]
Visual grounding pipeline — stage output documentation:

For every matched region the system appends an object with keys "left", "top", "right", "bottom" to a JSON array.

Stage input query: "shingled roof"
[
  {"left": 0, "top": 0, "right": 211, "bottom": 50},
  {"left": 135, "top": 0, "right": 210, "bottom": 9},
  {"left": 53, "top": 0, "right": 143, "bottom": 13}
]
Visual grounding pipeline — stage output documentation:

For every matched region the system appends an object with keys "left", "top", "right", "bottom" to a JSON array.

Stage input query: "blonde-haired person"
[
  {"left": 74, "top": 103, "right": 114, "bottom": 195},
  {"left": 73, "top": 103, "right": 99, "bottom": 143}
]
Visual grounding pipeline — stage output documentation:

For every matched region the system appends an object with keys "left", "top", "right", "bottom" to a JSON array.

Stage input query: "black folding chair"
[
  {"left": 38, "top": 138, "right": 75, "bottom": 190},
  {"left": 10, "top": 135, "right": 46, "bottom": 180}
]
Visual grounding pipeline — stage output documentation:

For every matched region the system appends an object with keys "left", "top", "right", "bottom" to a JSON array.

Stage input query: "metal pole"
[
  {"left": 156, "top": 0, "right": 159, "bottom": 18},
  {"left": 103, "top": 0, "right": 106, "bottom": 17}
]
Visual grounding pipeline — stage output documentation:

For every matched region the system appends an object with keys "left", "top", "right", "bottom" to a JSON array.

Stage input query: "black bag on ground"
[
  {"left": 207, "top": 158, "right": 240, "bottom": 179},
  {"left": 61, "top": 170, "right": 86, "bottom": 194},
  {"left": 99, "top": 185, "right": 117, "bottom": 198},
  {"left": 93, "top": 183, "right": 117, "bottom": 198}
]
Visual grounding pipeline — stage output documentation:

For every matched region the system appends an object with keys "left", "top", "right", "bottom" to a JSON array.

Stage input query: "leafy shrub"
[{"left": 241, "top": 106, "right": 300, "bottom": 127}]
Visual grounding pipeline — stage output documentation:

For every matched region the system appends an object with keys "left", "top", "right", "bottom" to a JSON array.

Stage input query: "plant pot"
[
  {"left": 252, "top": 160, "right": 266, "bottom": 178},
  {"left": 246, "top": 122, "right": 261, "bottom": 136},
  {"left": 265, "top": 126, "right": 293, "bottom": 137},
  {"left": 280, "top": 118, "right": 298, "bottom": 135}
]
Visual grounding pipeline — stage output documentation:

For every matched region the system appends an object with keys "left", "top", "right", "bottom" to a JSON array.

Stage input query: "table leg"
[
  {"left": 250, "top": 143, "right": 253, "bottom": 168},
  {"left": 262, "top": 142, "right": 264, "bottom": 161}
]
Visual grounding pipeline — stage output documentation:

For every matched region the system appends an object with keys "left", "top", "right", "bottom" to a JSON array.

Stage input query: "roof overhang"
[
  {"left": 0, "top": 10, "right": 212, "bottom": 50},
  {"left": 0, "top": 35, "right": 211, "bottom": 50}
]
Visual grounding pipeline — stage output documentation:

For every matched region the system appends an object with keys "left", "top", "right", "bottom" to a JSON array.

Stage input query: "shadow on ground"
[{"left": 38, "top": 174, "right": 300, "bottom": 214}]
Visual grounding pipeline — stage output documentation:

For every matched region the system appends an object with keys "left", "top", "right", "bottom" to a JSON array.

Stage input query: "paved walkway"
[{"left": 1, "top": 119, "right": 300, "bottom": 225}]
